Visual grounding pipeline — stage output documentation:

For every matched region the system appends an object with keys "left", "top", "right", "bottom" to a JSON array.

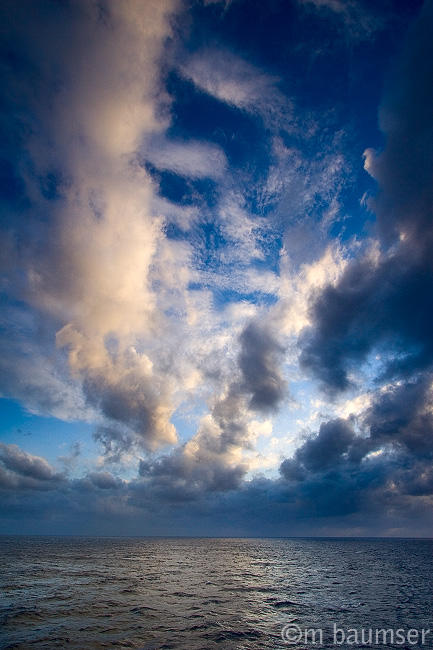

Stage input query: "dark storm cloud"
[
  {"left": 138, "top": 452, "right": 245, "bottom": 502},
  {"left": 0, "top": 443, "right": 62, "bottom": 489},
  {"left": 300, "top": 1, "right": 433, "bottom": 394},
  {"left": 239, "top": 321, "right": 286, "bottom": 412},
  {"left": 288, "top": 418, "right": 356, "bottom": 473},
  {"left": 398, "top": 463, "right": 433, "bottom": 496},
  {"left": 279, "top": 416, "right": 375, "bottom": 504},
  {"left": 87, "top": 471, "right": 123, "bottom": 490},
  {"left": 279, "top": 376, "right": 433, "bottom": 522},
  {"left": 137, "top": 380, "right": 432, "bottom": 521},
  {"left": 1, "top": 429, "right": 432, "bottom": 535},
  {"left": 2, "top": 446, "right": 431, "bottom": 536},
  {"left": 278, "top": 423, "right": 400, "bottom": 520},
  {"left": 369, "top": 0, "right": 433, "bottom": 244},
  {"left": 300, "top": 242, "right": 433, "bottom": 392},
  {"left": 366, "top": 375, "right": 433, "bottom": 457}
]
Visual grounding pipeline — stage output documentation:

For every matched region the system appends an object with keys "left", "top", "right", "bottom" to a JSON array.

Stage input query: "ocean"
[{"left": 1, "top": 537, "right": 432, "bottom": 649}]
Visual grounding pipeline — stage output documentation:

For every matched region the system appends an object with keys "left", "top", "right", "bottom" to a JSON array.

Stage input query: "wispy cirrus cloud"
[
  {"left": 142, "top": 137, "right": 227, "bottom": 179},
  {"left": 179, "top": 48, "right": 292, "bottom": 127},
  {"left": 297, "top": 0, "right": 384, "bottom": 40}
]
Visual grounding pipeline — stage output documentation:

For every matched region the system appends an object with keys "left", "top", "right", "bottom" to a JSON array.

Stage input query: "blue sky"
[{"left": 1, "top": 0, "right": 432, "bottom": 536}]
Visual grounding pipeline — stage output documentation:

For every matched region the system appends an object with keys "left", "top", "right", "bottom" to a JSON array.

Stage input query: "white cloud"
[
  {"left": 179, "top": 49, "right": 292, "bottom": 127},
  {"left": 143, "top": 137, "right": 227, "bottom": 179},
  {"left": 272, "top": 244, "right": 348, "bottom": 338},
  {"left": 5, "top": 0, "right": 185, "bottom": 449}
]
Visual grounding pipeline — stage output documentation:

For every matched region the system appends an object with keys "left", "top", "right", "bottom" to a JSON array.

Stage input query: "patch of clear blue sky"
[{"left": 0, "top": 398, "right": 95, "bottom": 469}]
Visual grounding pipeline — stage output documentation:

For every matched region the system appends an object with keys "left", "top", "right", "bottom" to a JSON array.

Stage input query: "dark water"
[{"left": 1, "top": 537, "right": 432, "bottom": 649}]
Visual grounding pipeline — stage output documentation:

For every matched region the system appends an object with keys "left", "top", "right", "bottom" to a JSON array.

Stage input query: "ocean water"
[{"left": 1, "top": 537, "right": 432, "bottom": 649}]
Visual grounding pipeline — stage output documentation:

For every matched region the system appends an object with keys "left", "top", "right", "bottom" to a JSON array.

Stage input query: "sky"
[{"left": 0, "top": 0, "right": 432, "bottom": 537}]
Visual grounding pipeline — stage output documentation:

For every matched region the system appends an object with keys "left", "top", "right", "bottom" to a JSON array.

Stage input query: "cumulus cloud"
[
  {"left": 299, "top": 242, "right": 433, "bottom": 391},
  {"left": 281, "top": 0, "right": 433, "bottom": 527},
  {"left": 0, "top": 443, "right": 62, "bottom": 489},
  {"left": 282, "top": 372, "right": 433, "bottom": 525},
  {"left": 239, "top": 322, "right": 286, "bottom": 412},
  {"left": 300, "top": 1, "right": 433, "bottom": 394},
  {"left": 87, "top": 471, "right": 124, "bottom": 490},
  {"left": 1, "top": 434, "right": 432, "bottom": 536},
  {"left": 0, "top": 0, "right": 186, "bottom": 450},
  {"left": 1, "top": 0, "right": 285, "bottom": 463},
  {"left": 295, "top": 418, "right": 356, "bottom": 471},
  {"left": 277, "top": 407, "right": 432, "bottom": 525},
  {"left": 137, "top": 318, "right": 288, "bottom": 497},
  {"left": 366, "top": 376, "right": 433, "bottom": 458},
  {"left": 138, "top": 386, "right": 252, "bottom": 500}
]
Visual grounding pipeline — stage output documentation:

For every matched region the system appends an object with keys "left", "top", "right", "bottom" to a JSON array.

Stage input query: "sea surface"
[{"left": 1, "top": 537, "right": 432, "bottom": 649}]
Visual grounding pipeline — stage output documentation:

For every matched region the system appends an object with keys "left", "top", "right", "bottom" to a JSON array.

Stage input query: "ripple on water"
[{"left": 0, "top": 537, "right": 432, "bottom": 649}]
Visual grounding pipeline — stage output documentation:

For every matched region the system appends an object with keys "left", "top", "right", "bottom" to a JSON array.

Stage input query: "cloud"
[
  {"left": 279, "top": 379, "right": 433, "bottom": 525},
  {"left": 1, "top": 437, "right": 432, "bottom": 536},
  {"left": 297, "top": 0, "right": 383, "bottom": 41},
  {"left": 0, "top": 302, "right": 94, "bottom": 422},
  {"left": 179, "top": 49, "right": 291, "bottom": 126},
  {"left": 0, "top": 0, "right": 355, "bottom": 469},
  {"left": 138, "top": 439, "right": 246, "bottom": 501},
  {"left": 0, "top": 443, "right": 62, "bottom": 489},
  {"left": 366, "top": 376, "right": 433, "bottom": 458},
  {"left": 294, "top": 418, "right": 356, "bottom": 471},
  {"left": 363, "top": 2, "right": 433, "bottom": 245},
  {"left": 275, "top": 244, "right": 347, "bottom": 338},
  {"left": 58, "top": 441, "right": 81, "bottom": 472},
  {"left": 299, "top": 2, "right": 433, "bottom": 394},
  {"left": 263, "top": 133, "right": 352, "bottom": 266},
  {"left": 1, "top": 0, "right": 285, "bottom": 463},
  {"left": 137, "top": 383, "right": 252, "bottom": 501},
  {"left": 88, "top": 471, "right": 124, "bottom": 490},
  {"left": 239, "top": 322, "right": 286, "bottom": 412},
  {"left": 142, "top": 137, "right": 227, "bottom": 179},
  {"left": 58, "top": 335, "right": 177, "bottom": 450},
  {"left": 0, "top": 0, "right": 186, "bottom": 449},
  {"left": 299, "top": 242, "right": 433, "bottom": 391},
  {"left": 93, "top": 426, "right": 136, "bottom": 464},
  {"left": 135, "top": 316, "right": 288, "bottom": 499}
]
